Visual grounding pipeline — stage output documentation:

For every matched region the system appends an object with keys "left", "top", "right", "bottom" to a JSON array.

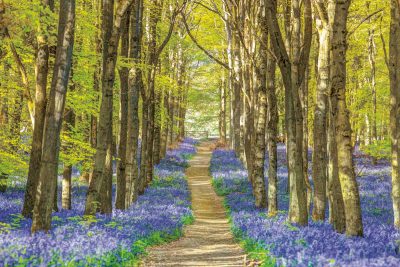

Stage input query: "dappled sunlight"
[{"left": 141, "top": 142, "right": 246, "bottom": 266}]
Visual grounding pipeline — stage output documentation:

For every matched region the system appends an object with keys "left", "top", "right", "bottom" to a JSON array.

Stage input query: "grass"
[
  {"left": 212, "top": 175, "right": 278, "bottom": 267},
  {"left": 10, "top": 214, "right": 195, "bottom": 267}
]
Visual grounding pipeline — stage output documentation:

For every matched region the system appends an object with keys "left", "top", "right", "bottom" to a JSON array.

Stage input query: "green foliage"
[
  {"left": 211, "top": 174, "right": 277, "bottom": 266},
  {"left": 232, "top": 226, "right": 277, "bottom": 267},
  {"left": 363, "top": 139, "right": 391, "bottom": 160}
]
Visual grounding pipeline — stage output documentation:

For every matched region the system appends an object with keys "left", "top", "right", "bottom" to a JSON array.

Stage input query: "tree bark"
[
  {"left": 61, "top": 73, "right": 75, "bottom": 210},
  {"left": 331, "top": 0, "right": 363, "bottom": 236},
  {"left": 266, "top": 51, "right": 278, "bottom": 216},
  {"left": 31, "top": 0, "right": 75, "bottom": 232},
  {"left": 125, "top": 0, "right": 143, "bottom": 206},
  {"left": 390, "top": 0, "right": 400, "bottom": 228},
  {"left": 22, "top": 0, "right": 54, "bottom": 218},
  {"left": 266, "top": 0, "right": 310, "bottom": 226},
  {"left": 85, "top": 0, "right": 133, "bottom": 216},
  {"left": 115, "top": 9, "right": 130, "bottom": 210},
  {"left": 312, "top": 9, "right": 330, "bottom": 221},
  {"left": 153, "top": 89, "right": 162, "bottom": 164},
  {"left": 251, "top": 0, "right": 268, "bottom": 208},
  {"left": 219, "top": 74, "right": 227, "bottom": 144},
  {"left": 231, "top": 5, "right": 242, "bottom": 156}
]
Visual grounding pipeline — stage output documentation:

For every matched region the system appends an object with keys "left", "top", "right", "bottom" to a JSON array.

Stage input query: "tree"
[
  {"left": 251, "top": 0, "right": 269, "bottom": 209},
  {"left": 85, "top": 0, "right": 134, "bottom": 216},
  {"left": 265, "top": 0, "right": 312, "bottom": 226},
  {"left": 125, "top": 0, "right": 143, "bottom": 207},
  {"left": 311, "top": 0, "right": 331, "bottom": 221},
  {"left": 390, "top": 0, "right": 400, "bottom": 228},
  {"left": 116, "top": 7, "right": 130, "bottom": 210},
  {"left": 330, "top": 0, "right": 363, "bottom": 236},
  {"left": 31, "top": 0, "right": 76, "bottom": 232},
  {"left": 22, "top": 0, "right": 55, "bottom": 218}
]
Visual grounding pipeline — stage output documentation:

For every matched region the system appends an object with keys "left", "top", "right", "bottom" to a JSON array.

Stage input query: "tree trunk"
[
  {"left": 22, "top": 0, "right": 54, "bottom": 218},
  {"left": 312, "top": 21, "right": 330, "bottom": 221},
  {"left": 125, "top": 0, "right": 143, "bottom": 206},
  {"left": 100, "top": 134, "right": 113, "bottom": 214},
  {"left": 160, "top": 88, "right": 169, "bottom": 157},
  {"left": 327, "top": 89, "right": 346, "bottom": 233},
  {"left": 366, "top": 2, "right": 378, "bottom": 145},
  {"left": 390, "top": 0, "right": 400, "bottom": 228},
  {"left": 219, "top": 74, "right": 227, "bottom": 144},
  {"left": 85, "top": 0, "right": 133, "bottom": 216},
  {"left": 31, "top": 0, "right": 75, "bottom": 232},
  {"left": 232, "top": 18, "right": 241, "bottom": 156},
  {"left": 331, "top": 0, "right": 363, "bottom": 236},
  {"left": 301, "top": 65, "right": 312, "bottom": 214},
  {"left": 266, "top": 52, "right": 278, "bottom": 216},
  {"left": 222, "top": 2, "right": 234, "bottom": 149},
  {"left": 115, "top": 10, "right": 130, "bottom": 210},
  {"left": 139, "top": 98, "right": 149, "bottom": 194},
  {"left": 153, "top": 89, "right": 162, "bottom": 165},
  {"left": 266, "top": 0, "right": 310, "bottom": 225},
  {"left": 61, "top": 74, "right": 75, "bottom": 210},
  {"left": 251, "top": 0, "right": 268, "bottom": 209}
]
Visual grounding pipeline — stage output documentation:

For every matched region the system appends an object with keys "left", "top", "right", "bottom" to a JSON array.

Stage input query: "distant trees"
[
  {"left": 0, "top": 0, "right": 397, "bottom": 238},
  {"left": 200, "top": 0, "right": 365, "bottom": 236},
  {"left": 0, "top": 0, "right": 191, "bottom": 231}
]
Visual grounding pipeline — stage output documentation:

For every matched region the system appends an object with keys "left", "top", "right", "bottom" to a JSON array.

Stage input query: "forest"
[{"left": 0, "top": 0, "right": 400, "bottom": 266}]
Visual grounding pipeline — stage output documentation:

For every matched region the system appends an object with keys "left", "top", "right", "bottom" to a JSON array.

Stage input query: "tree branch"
[
  {"left": 181, "top": 10, "right": 230, "bottom": 70},
  {"left": 156, "top": 0, "right": 188, "bottom": 59},
  {"left": 348, "top": 9, "right": 384, "bottom": 37}
]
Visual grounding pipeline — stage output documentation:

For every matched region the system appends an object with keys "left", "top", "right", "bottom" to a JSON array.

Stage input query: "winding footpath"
[{"left": 140, "top": 142, "right": 246, "bottom": 266}]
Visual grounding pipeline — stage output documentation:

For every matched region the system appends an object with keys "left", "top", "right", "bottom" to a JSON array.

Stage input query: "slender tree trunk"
[
  {"left": 62, "top": 164, "right": 72, "bottom": 209},
  {"left": 7, "top": 36, "right": 34, "bottom": 126},
  {"left": 312, "top": 21, "right": 330, "bottom": 221},
  {"left": 331, "top": 0, "right": 363, "bottom": 236},
  {"left": 31, "top": 0, "right": 75, "bottom": 232},
  {"left": 267, "top": 51, "right": 278, "bottom": 216},
  {"left": 100, "top": 133, "right": 113, "bottom": 214},
  {"left": 115, "top": 10, "right": 130, "bottom": 210},
  {"left": 232, "top": 11, "right": 241, "bottom": 156},
  {"left": 139, "top": 98, "right": 149, "bottom": 194},
  {"left": 62, "top": 73, "right": 75, "bottom": 210},
  {"left": 153, "top": 89, "right": 162, "bottom": 165},
  {"left": 160, "top": 88, "right": 169, "bottom": 157},
  {"left": 251, "top": 0, "right": 269, "bottom": 208},
  {"left": 85, "top": 0, "right": 133, "bottom": 216},
  {"left": 222, "top": 2, "right": 234, "bottom": 149},
  {"left": 125, "top": 0, "right": 143, "bottom": 206},
  {"left": 301, "top": 66, "right": 312, "bottom": 213},
  {"left": 366, "top": 2, "right": 378, "bottom": 145},
  {"left": 146, "top": 70, "right": 156, "bottom": 186},
  {"left": 219, "top": 74, "right": 227, "bottom": 144},
  {"left": 266, "top": 0, "right": 310, "bottom": 225},
  {"left": 22, "top": 0, "right": 54, "bottom": 218},
  {"left": 327, "top": 89, "right": 346, "bottom": 233},
  {"left": 390, "top": 0, "right": 400, "bottom": 228}
]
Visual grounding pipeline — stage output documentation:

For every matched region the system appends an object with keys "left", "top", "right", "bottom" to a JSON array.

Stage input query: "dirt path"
[{"left": 140, "top": 142, "right": 246, "bottom": 266}]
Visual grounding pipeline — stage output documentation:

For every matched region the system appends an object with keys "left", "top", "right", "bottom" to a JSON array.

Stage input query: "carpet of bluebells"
[
  {"left": 0, "top": 138, "right": 197, "bottom": 266},
  {"left": 210, "top": 145, "right": 400, "bottom": 267}
]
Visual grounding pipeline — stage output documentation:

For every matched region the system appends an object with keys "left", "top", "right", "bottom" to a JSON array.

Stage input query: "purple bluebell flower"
[
  {"left": 210, "top": 145, "right": 400, "bottom": 266},
  {"left": 0, "top": 138, "right": 197, "bottom": 266}
]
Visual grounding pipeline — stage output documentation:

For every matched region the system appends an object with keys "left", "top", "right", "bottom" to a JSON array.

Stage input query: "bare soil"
[{"left": 140, "top": 142, "right": 246, "bottom": 266}]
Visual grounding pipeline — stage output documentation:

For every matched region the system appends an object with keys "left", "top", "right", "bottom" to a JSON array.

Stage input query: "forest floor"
[{"left": 140, "top": 142, "right": 246, "bottom": 266}]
